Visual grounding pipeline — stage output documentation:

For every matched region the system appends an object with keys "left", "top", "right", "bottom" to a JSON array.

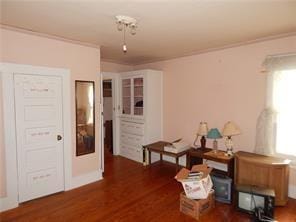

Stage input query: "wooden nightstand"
[{"left": 186, "top": 148, "right": 234, "bottom": 179}]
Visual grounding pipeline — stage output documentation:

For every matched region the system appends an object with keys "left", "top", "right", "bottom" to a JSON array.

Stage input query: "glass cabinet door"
[
  {"left": 122, "top": 79, "right": 131, "bottom": 115},
  {"left": 133, "top": 77, "right": 144, "bottom": 116}
]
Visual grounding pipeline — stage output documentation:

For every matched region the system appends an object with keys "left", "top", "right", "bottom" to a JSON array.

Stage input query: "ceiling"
[{"left": 1, "top": 0, "right": 296, "bottom": 65}]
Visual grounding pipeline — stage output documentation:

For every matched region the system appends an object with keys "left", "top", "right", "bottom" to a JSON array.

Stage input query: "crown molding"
[
  {"left": 101, "top": 59, "right": 134, "bottom": 66},
  {"left": 0, "top": 24, "right": 100, "bottom": 49},
  {"left": 2, "top": 23, "right": 295, "bottom": 66},
  {"left": 133, "top": 31, "right": 296, "bottom": 66}
]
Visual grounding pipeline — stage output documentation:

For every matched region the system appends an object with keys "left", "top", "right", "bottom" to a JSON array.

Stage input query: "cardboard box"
[
  {"left": 180, "top": 190, "right": 215, "bottom": 220},
  {"left": 175, "top": 164, "right": 213, "bottom": 199}
]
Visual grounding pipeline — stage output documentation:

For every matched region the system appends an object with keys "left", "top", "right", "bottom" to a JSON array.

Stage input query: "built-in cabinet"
[{"left": 119, "top": 70, "right": 163, "bottom": 163}]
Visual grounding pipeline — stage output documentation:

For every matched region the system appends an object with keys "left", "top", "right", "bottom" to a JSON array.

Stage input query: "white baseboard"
[
  {"left": 0, "top": 196, "right": 18, "bottom": 213},
  {"left": 71, "top": 170, "right": 103, "bottom": 190},
  {"left": 288, "top": 184, "right": 296, "bottom": 199}
]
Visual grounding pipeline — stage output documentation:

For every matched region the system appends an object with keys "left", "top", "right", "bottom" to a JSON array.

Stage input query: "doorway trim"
[
  {"left": 101, "top": 72, "right": 120, "bottom": 156},
  {"left": 0, "top": 63, "right": 72, "bottom": 212}
]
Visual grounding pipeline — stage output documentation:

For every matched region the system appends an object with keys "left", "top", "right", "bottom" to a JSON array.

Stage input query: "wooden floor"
[{"left": 1, "top": 151, "right": 296, "bottom": 222}]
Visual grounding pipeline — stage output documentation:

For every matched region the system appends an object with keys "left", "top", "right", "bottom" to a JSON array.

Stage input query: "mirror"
[{"left": 75, "top": 80, "right": 95, "bottom": 156}]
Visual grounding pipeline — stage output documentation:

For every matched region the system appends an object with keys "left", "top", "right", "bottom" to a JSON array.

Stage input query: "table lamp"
[
  {"left": 222, "top": 121, "right": 241, "bottom": 156},
  {"left": 194, "top": 122, "right": 208, "bottom": 149},
  {"left": 207, "top": 128, "right": 222, "bottom": 153}
]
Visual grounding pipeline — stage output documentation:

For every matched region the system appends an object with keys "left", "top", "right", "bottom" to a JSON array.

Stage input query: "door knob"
[{"left": 57, "top": 135, "right": 63, "bottom": 141}]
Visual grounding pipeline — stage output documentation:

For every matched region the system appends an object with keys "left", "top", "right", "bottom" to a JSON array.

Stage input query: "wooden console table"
[
  {"left": 235, "top": 151, "right": 291, "bottom": 206},
  {"left": 143, "top": 141, "right": 189, "bottom": 171},
  {"left": 186, "top": 148, "right": 235, "bottom": 179}
]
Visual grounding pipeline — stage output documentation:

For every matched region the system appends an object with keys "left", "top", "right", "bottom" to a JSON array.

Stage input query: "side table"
[
  {"left": 186, "top": 148, "right": 234, "bottom": 179},
  {"left": 143, "top": 141, "right": 189, "bottom": 171}
]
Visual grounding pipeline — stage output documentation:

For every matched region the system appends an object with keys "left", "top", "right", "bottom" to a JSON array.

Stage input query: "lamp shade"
[
  {"left": 222, "top": 121, "right": 241, "bottom": 136},
  {"left": 197, "top": 122, "right": 208, "bottom": 136},
  {"left": 207, "top": 128, "right": 222, "bottom": 139}
]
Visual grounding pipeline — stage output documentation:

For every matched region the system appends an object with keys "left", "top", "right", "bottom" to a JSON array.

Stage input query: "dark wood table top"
[
  {"left": 143, "top": 141, "right": 189, "bottom": 157},
  {"left": 188, "top": 148, "right": 234, "bottom": 164},
  {"left": 188, "top": 147, "right": 212, "bottom": 156}
]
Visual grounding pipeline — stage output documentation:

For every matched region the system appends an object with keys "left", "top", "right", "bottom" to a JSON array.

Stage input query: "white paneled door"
[{"left": 14, "top": 74, "right": 64, "bottom": 203}]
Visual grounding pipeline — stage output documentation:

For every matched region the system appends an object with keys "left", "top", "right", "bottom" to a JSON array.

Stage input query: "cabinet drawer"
[
  {"left": 120, "top": 142, "right": 142, "bottom": 162},
  {"left": 120, "top": 133, "right": 144, "bottom": 147},
  {"left": 120, "top": 143, "right": 132, "bottom": 156},
  {"left": 120, "top": 147, "right": 129, "bottom": 158},
  {"left": 120, "top": 121, "right": 144, "bottom": 136},
  {"left": 121, "top": 142, "right": 141, "bottom": 153}
]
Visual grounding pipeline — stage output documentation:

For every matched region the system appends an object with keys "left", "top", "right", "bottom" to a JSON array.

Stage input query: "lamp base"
[
  {"left": 225, "top": 136, "right": 234, "bottom": 156},
  {"left": 200, "top": 136, "right": 206, "bottom": 149},
  {"left": 213, "top": 140, "right": 218, "bottom": 153},
  {"left": 225, "top": 148, "right": 234, "bottom": 156}
]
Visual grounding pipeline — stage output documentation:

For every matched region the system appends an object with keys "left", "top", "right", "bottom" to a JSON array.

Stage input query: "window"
[
  {"left": 255, "top": 54, "right": 296, "bottom": 158},
  {"left": 272, "top": 69, "right": 296, "bottom": 156}
]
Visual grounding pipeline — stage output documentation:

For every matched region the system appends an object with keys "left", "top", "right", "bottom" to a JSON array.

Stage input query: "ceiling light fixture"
[{"left": 115, "top": 15, "right": 137, "bottom": 54}]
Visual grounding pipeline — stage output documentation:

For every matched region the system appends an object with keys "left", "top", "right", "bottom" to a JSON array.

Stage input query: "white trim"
[
  {"left": 1, "top": 24, "right": 100, "bottom": 49},
  {"left": 71, "top": 170, "right": 103, "bottom": 190},
  {"left": 288, "top": 184, "right": 296, "bottom": 199},
  {"left": 62, "top": 71, "right": 72, "bottom": 191},
  {"left": 0, "top": 63, "right": 72, "bottom": 211},
  {"left": 0, "top": 196, "right": 18, "bottom": 212},
  {"left": 1, "top": 68, "right": 20, "bottom": 212},
  {"left": 99, "top": 72, "right": 104, "bottom": 172},
  {"left": 160, "top": 71, "right": 164, "bottom": 140}
]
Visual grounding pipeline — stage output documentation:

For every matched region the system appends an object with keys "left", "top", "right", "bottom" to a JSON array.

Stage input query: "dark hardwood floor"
[{"left": 1, "top": 150, "right": 296, "bottom": 222}]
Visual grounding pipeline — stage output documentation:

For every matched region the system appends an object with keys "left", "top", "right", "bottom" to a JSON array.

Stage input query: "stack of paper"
[{"left": 164, "top": 141, "right": 190, "bottom": 153}]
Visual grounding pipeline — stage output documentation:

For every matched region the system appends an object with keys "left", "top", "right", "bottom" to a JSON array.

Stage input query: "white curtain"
[
  {"left": 254, "top": 54, "right": 296, "bottom": 156},
  {"left": 255, "top": 108, "right": 277, "bottom": 155}
]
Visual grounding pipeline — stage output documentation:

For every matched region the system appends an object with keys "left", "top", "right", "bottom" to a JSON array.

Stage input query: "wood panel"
[
  {"left": 1, "top": 155, "right": 295, "bottom": 221},
  {"left": 235, "top": 151, "right": 290, "bottom": 206}
]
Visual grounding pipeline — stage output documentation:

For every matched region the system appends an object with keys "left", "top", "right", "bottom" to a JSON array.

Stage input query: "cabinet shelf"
[{"left": 122, "top": 77, "right": 144, "bottom": 116}]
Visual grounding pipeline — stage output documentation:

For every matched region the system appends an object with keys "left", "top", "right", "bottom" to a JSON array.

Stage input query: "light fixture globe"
[
  {"left": 123, "top": 44, "right": 127, "bottom": 53},
  {"left": 115, "top": 15, "right": 137, "bottom": 53},
  {"left": 116, "top": 20, "right": 123, "bottom": 31}
]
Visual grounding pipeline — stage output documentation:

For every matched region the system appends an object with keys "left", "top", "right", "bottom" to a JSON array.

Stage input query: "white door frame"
[
  {"left": 99, "top": 72, "right": 104, "bottom": 172},
  {"left": 101, "top": 72, "right": 120, "bottom": 156},
  {"left": 0, "top": 63, "right": 72, "bottom": 212}
]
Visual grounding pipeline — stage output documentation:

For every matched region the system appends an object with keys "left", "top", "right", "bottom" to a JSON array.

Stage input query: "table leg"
[
  {"left": 186, "top": 153, "right": 190, "bottom": 169},
  {"left": 160, "top": 154, "right": 163, "bottom": 162},
  {"left": 176, "top": 157, "right": 179, "bottom": 171},
  {"left": 148, "top": 150, "right": 151, "bottom": 165}
]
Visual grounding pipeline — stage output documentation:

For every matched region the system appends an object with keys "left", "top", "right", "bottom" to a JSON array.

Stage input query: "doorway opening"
[
  {"left": 102, "top": 79, "right": 114, "bottom": 158},
  {"left": 100, "top": 72, "right": 120, "bottom": 172}
]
